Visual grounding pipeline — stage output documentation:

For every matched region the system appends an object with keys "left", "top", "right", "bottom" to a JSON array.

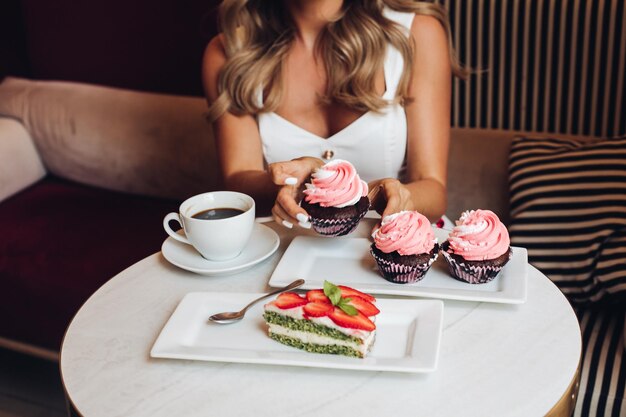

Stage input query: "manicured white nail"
[
  {"left": 284, "top": 177, "right": 298, "bottom": 185},
  {"left": 282, "top": 220, "right": 293, "bottom": 229},
  {"left": 296, "top": 213, "right": 309, "bottom": 223},
  {"left": 299, "top": 221, "right": 312, "bottom": 229}
]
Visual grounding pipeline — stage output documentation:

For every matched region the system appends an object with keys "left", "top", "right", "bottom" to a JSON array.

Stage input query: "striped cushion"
[
  {"left": 508, "top": 136, "right": 626, "bottom": 305},
  {"left": 575, "top": 306, "right": 626, "bottom": 417}
]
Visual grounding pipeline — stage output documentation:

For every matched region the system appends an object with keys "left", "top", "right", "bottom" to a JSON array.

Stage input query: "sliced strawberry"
[
  {"left": 303, "top": 301, "right": 334, "bottom": 317},
  {"left": 346, "top": 296, "right": 380, "bottom": 317},
  {"left": 274, "top": 292, "right": 307, "bottom": 309},
  {"left": 338, "top": 285, "right": 376, "bottom": 303},
  {"left": 328, "top": 307, "right": 376, "bottom": 331},
  {"left": 306, "top": 289, "right": 330, "bottom": 304}
]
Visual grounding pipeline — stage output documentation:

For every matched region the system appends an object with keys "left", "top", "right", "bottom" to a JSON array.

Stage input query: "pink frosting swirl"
[
  {"left": 372, "top": 211, "right": 437, "bottom": 255},
  {"left": 303, "top": 159, "right": 368, "bottom": 208},
  {"left": 447, "top": 209, "right": 510, "bottom": 261}
]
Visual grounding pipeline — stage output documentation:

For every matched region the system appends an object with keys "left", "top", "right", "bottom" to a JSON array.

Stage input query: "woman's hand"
[
  {"left": 268, "top": 157, "right": 324, "bottom": 228},
  {"left": 368, "top": 178, "right": 415, "bottom": 219}
]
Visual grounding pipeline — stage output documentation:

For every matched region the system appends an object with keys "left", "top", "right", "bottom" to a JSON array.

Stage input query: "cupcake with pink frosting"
[
  {"left": 441, "top": 209, "right": 512, "bottom": 284},
  {"left": 370, "top": 211, "right": 439, "bottom": 284},
  {"left": 301, "top": 159, "right": 370, "bottom": 237}
]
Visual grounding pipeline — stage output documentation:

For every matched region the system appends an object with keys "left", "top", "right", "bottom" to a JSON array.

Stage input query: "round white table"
[{"left": 60, "top": 220, "right": 581, "bottom": 417}]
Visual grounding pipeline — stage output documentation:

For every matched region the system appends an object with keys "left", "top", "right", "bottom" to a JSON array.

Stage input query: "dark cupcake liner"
[
  {"left": 309, "top": 208, "right": 368, "bottom": 237},
  {"left": 370, "top": 248, "right": 438, "bottom": 284},
  {"left": 440, "top": 248, "right": 513, "bottom": 284},
  {"left": 302, "top": 197, "right": 369, "bottom": 237}
]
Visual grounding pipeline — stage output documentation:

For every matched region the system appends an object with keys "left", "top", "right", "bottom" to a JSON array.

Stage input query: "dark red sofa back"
[{"left": 1, "top": 0, "right": 219, "bottom": 96}]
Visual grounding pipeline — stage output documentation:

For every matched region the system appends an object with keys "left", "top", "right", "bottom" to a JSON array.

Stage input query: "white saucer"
[{"left": 161, "top": 223, "right": 280, "bottom": 276}]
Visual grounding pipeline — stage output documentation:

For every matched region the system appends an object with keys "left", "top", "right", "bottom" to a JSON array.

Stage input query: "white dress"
[{"left": 257, "top": 9, "right": 415, "bottom": 184}]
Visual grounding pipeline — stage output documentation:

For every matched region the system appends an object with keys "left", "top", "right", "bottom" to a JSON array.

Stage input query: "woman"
[{"left": 203, "top": 0, "right": 464, "bottom": 228}]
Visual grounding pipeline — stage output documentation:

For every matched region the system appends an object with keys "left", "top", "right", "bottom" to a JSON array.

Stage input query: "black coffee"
[{"left": 192, "top": 207, "right": 244, "bottom": 220}]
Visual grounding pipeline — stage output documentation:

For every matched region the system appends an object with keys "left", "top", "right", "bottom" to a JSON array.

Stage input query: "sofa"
[{"left": 1, "top": 1, "right": 624, "bottom": 416}]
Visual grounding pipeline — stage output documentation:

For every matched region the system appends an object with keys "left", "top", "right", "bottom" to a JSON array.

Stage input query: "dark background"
[{"left": 0, "top": 0, "right": 219, "bottom": 96}]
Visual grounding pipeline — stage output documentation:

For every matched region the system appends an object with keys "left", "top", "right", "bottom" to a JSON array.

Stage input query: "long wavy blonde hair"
[{"left": 207, "top": 0, "right": 465, "bottom": 121}]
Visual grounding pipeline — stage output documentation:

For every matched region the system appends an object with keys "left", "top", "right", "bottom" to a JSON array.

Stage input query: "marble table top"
[{"left": 60, "top": 219, "right": 581, "bottom": 417}]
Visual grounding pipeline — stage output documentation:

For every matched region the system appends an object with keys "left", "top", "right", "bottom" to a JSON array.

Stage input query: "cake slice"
[{"left": 263, "top": 281, "right": 379, "bottom": 358}]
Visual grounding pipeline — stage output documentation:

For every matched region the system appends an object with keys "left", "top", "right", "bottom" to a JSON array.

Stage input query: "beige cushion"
[
  {"left": 447, "top": 128, "right": 514, "bottom": 224},
  {"left": 0, "top": 117, "right": 46, "bottom": 202},
  {"left": 447, "top": 128, "right": 599, "bottom": 225},
  {"left": 0, "top": 77, "right": 218, "bottom": 200}
]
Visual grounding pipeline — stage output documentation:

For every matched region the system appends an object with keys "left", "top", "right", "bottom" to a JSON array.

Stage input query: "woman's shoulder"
[
  {"left": 384, "top": 8, "right": 446, "bottom": 40},
  {"left": 202, "top": 34, "right": 227, "bottom": 99},
  {"left": 204, "top": 34, "right": 227, "bottom": 64},
  {"left": 203, "top": 33, "right": 228, "bottom": 78},
  {"left": 203, "top": 27, "right": 248, "bottom": 65},
  {"left": 409, "top": 14, "right": 448, "bottom": 49}
]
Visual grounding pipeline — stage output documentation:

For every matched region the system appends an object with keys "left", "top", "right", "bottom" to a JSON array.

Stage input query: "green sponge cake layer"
[
  {"left": 264, "top": 311, "right": 362, "bottom": 344},
  {"left": 269, "top": 333, "right": 363, "bottom": 358},
  {"left": 264, "top": 311, "right": 376, "bottom": 358}
]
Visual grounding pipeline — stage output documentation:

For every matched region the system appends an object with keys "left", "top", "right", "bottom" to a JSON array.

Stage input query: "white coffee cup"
[{"left": 163, "top": 191, "right": 255, "bottom": 261}]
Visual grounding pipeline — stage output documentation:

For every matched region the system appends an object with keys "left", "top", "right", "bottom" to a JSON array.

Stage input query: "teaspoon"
[{"left": 208, "top": 279, "right": 305, "bottom": 324}]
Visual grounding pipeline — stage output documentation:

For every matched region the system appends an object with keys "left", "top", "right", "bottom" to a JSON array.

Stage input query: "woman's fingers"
[
  {"left": 272, "top": 200, "right": 294, "bottom": 229},
  {"left": 268, "top": 157, "right": 324, "bottom": 186},
  {"left": 369, "top": 179, "right": 413, "bottom": 218},
  {"left": 268, "top": 158, "right": 323, "bottom": 229},
  {"left": 273, "top": 186, "right": 311, "bottom": 229},
  {"left": 284, "top": 176, "right": 298, "bottom": 185},
  {"left": 382, "top": 193, "right": 401, "bottom": 218},
  {"left": 268, "top": 160, "right": 308, "bottom": 186},
  {"left": 268, "top": 162, "right": 299, "bottom": 186}
]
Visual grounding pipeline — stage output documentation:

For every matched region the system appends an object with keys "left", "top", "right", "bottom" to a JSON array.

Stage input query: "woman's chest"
[
  {"left": 258, "top": 104, "right": 407, "bottom": 183},
  {"left": 274, "top": 53, "right": 386, "bottom": 139}
]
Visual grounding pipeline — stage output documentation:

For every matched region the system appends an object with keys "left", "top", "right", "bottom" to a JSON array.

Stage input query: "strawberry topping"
[
  {"left": 303, "top": 301, "right": 334, "bottom": 317},
  {"left": 270, "top": 282, "right": 378, "bottom": 331},
  {"left": 274, "top": 292, "right": 308, "bottom": 309},
  {"left": 338, "top": 285, "right": 376, "bottom": 303},
  {"left": 328, "top": 307, "right": 376, "bottom": 331},
  {"left": 346, "top": 296, "right": 380, "bottom": 317},
  {"left": 305, "top": 289, "right": 329, "bottom": 304}
]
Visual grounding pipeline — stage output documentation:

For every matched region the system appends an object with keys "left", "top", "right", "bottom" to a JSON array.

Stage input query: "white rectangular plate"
[
  {"left": 151, "top": 292, "right": 443, "bottom": 373},
  {"left": 269, "top": 229, "right": 527, "bottom": 304}
]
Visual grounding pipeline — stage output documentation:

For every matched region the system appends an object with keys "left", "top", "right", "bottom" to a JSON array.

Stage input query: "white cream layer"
[{"left": 268, "top": 324, "right": 375, "bottom": 356}]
